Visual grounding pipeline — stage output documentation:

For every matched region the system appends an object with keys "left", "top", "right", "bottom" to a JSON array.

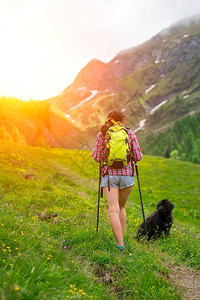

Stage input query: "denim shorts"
[{"left": 101, "top": 175, "right": 135, "bottom": 190}]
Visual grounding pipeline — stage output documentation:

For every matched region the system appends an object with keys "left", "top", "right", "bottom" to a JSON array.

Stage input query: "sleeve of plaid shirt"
[
  {"left": 128, "top": 130, "right": 143, "bottom": 161},
  {"left": 92, "top": 132, "right": 105, "bottom": 162}
]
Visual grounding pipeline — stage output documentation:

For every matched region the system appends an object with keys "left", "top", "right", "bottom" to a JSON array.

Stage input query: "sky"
[{"left": 0, "top": 0, "right": 200, "bottom": 100}]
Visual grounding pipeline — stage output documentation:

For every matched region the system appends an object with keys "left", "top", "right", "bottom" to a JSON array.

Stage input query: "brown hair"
[
  {"left": 101, "top": 110, "right": 125, "bottom": 136},
  {"left": 107, "top": 111, "right": 125, "bottom": 122}
]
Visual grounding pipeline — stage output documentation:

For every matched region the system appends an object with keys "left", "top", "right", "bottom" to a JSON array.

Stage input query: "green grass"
[{"left": 0, "top": 141, "right": 199, "bottom": 299}]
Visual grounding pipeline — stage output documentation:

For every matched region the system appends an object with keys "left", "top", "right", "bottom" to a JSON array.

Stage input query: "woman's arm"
[
  {"left": 92, "top": 132, "right": 105, "bottom": 163},
  {"left": 129, "top": 130, "right": 143, "bottom": 162}
]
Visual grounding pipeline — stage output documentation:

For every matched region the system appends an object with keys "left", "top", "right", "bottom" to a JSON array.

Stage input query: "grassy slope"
[{"left": 0, "top": 141, "right": 199, "bottom": 299}]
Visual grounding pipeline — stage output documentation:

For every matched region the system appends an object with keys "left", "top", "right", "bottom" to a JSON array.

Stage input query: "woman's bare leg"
[
  {"left": 118, "top": 186, "right": 134, "bottom": 238},
  {"left": 103, "top": 187, "right": 124, "bottom": 246}
]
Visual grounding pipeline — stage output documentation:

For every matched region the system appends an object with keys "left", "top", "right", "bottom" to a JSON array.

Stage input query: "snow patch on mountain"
[
  {"left": 70, "top": 90, "right": 98, "bottom": 111},
  {"left": 145, "top": 84, "right": 157, "bottom": 94},
  {"left": 150, "top": 100, "right": 168, "bottom": 114},
  {"left": 134, "top": 119, "right": 147, "bottom": 133}
]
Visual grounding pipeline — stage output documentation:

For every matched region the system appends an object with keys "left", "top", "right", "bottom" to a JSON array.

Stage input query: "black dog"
[{"left": 136, "top": 199, "right": 174, "bottom": 241}]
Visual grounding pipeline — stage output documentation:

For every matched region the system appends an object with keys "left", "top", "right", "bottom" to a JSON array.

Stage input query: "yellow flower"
[{"left": 15, "top": 287, "right": 20, "bottom": 291}]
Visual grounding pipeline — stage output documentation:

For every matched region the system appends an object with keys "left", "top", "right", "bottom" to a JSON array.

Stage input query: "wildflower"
[{"left": 14, "top": 287, "right": 20, "bottom": 291}]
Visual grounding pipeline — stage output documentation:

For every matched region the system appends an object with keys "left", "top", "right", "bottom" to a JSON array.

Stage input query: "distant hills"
[
  {"left": 0, "top": 98, "right": 88, "bottom": 148},
  {"left": 1, "top": 15, "right": 200, "bottom": 157},
  {"left": 48, "top": 15, "right": 200, "bottom": 141}
]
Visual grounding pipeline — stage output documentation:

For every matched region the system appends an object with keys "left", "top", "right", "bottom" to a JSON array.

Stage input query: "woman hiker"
[{"left": 92, "top": 111, "right": 143, "bottom": 251}]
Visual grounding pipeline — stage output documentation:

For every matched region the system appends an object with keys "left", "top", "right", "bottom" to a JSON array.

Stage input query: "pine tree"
[
  {"left": 12, "top": 127, "right": 24, "bottom": 145},
  {"left": 0, "top": 125, "right": 7, "bottom": 139},
  {"left": 35, "top": 136, "right": 46, "bottom": 147},
  {"left": 0, "top": 125, "right": 13, "bottom": 142},
  {"left": 164, "top": 148, "right": 171, "bottom": 158},
  {"left": 170, "top": 149, "right": 179, "bottom": 160}
]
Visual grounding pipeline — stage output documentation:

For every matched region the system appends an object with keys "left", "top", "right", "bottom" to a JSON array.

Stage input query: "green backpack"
[{"left": 103, "top": 122, "right": 131, "bottom": 168}]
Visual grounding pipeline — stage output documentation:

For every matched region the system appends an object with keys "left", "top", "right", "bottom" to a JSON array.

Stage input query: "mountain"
[
  {"left": 1, "top": 15, "right": 200, "bottom": 152},
  {"left": 48, "top": 15, "right": 200, "bottom": 142}
]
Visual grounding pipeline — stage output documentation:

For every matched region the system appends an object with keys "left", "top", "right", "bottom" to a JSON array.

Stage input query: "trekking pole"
[
  {"left": 134, "top": 162, "right": 150, "bottom": 249},
  {"left": 96, "top": 162, "right": 103, "bottom": 232}
]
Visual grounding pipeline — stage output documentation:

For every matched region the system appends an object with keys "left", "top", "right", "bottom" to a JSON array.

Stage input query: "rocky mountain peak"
[{"left": 73, "top": 58, "right": 106, "bottom": 90}]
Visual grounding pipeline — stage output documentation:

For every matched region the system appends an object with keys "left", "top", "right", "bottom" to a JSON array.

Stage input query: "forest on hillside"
[
  {"left": 1, "top": 97, "right": 200, "bottom": 165},
  {"left": 0, "top": 97, "right": 51, "bottom": 146},
  {"left": 143, "top": 112, "right": 200, "bottom": 164}
]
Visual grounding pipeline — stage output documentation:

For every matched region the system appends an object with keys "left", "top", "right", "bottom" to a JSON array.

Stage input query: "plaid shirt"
[{"left": 92, "top": 129, "right": 143, "bottom": 176}]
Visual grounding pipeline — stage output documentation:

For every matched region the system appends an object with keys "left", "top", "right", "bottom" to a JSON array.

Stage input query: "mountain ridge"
[
  {"left": 49, "top": 14, "right": 200, "bottom": 138},
  {"left": 1, "top": 15, "right": 200, "bottom": 151}
]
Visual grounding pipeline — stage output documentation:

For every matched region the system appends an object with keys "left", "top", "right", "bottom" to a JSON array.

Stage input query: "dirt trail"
[{"left": 167, "top": 265, "right": 200, "bottom": 299}]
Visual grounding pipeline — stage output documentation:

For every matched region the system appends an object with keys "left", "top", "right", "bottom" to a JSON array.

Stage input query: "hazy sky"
[{"left": 0, "top": 0, "right": 200, "bottom": 100}]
